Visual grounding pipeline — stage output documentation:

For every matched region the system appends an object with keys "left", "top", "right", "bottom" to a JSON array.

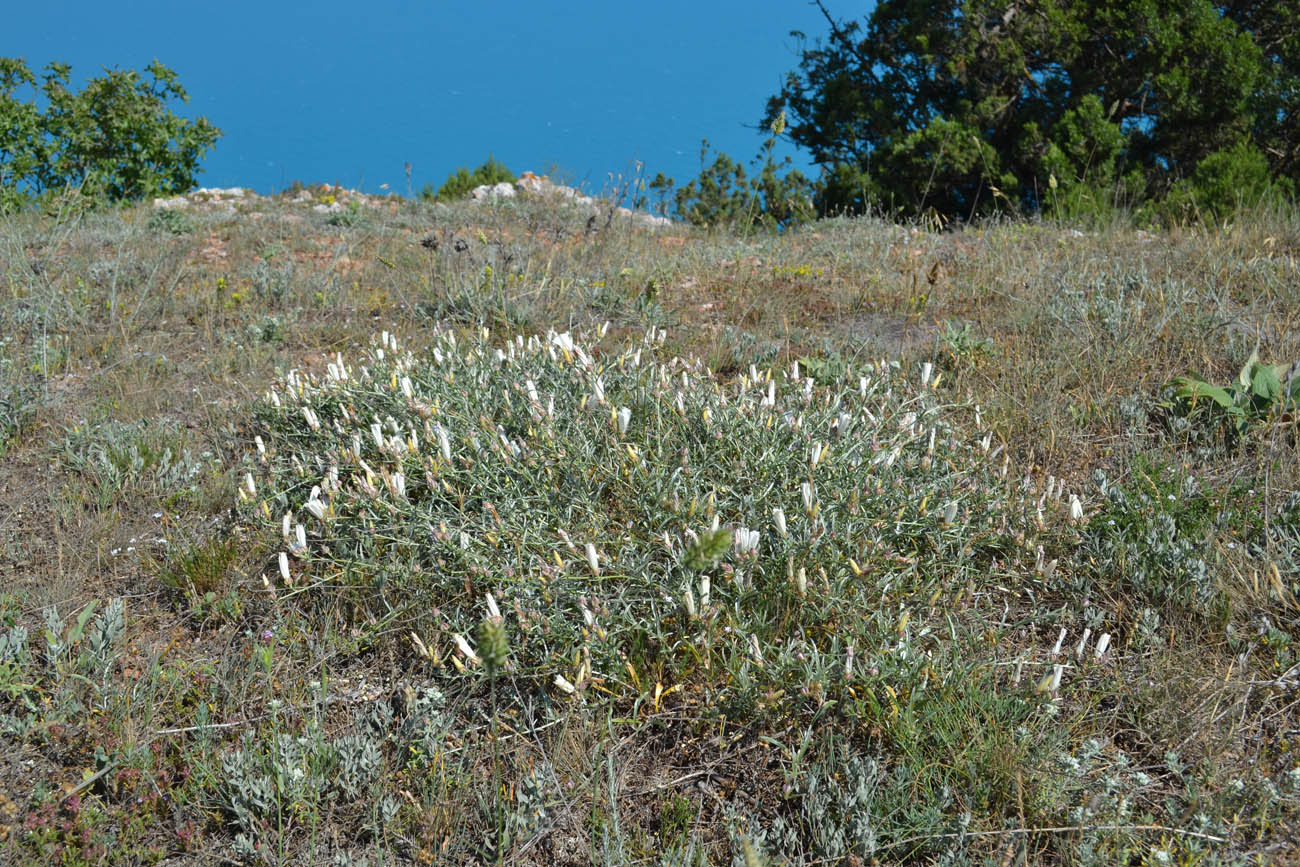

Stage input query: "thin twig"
[
  {"left": 61, "top": 761, "right": 118, "bottom": 801},
  {"left": 153, "top": 717, "right": 265, "bottom": 735}
]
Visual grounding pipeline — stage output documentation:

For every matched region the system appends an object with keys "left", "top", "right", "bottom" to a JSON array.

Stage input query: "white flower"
[
  {"left": 281, "top": 513, "right": 291, "bottom": 539},
  {"left": 733, "top": 528, "right": 760, "bottom": 556},
  {"left": 592, "top": 376, "right": 606, "bottom": 405},
  {"left": 1052, "top": 627, "right": 1067, "bottom": 656},
  {"left": 682, "top": 588, "right": 696, "bottom": 618},
  {"left": 585, "top": 542, "right": 600, "bottom": 575},
  {"left": 305, "top": 498, "right": 327, "bottom": 520},
  {"left": 485, "top": 592, "right": 501, "bottom": 621},
  {"left": 749, "top": 633, "right": 764, "bottom": 666},
  {"left": 796, "top": 567, "right": 808, "bottom": 596},
  {"left": 295, "top": 523, "right": 307, "bottom": 552},
  {"left": 772, "top": 507, "right": 788, "bottom": 538},
  {"left": 436, "top": 424, "right": 452, "bottom": 462},
  {"left": 699, "top": 575, "right": 710, "bottom": 610},
  {"left": 371, "top": 422, "right": 384, "bottom": 450},
  {"left": 941, "top": 501, "right": 958, "bottom": 524},
  {"left": 833, "top": 412, "right": 852, "bottom": 439},
  {"left": 278, "top": 551, "right": 291, "bottom": 584},
  {"left": 1036, "top": 663, "right": 1064, "bottom": 694},
  {"left": 801, "top": 481, "right": 814, "bottom": 514},
  {"left": 553, "top": 674, "right": 576, "bottom": 695},
  {"left": 254, "top": 435, "right": 266, "bottom": 456},
  {"left": 921, "top": 361, "right": 933, "bottom": 387},
  {"left": 302, "top": 406, "right": 320, "bottom": 430},
  {"left": 244, "top": 472, "right": 257, "bottom": 497},
  {"left": 1069, "top": 494, "right": 1084, "bottom": 522},
  {"left": 616, "top": 406, "right": 631, "bottom": 435},
  {"left": 1075, "top": 627, "right": 1091, "bottom": 659},
  {"left": 551, "top": 330, "right": 575, "bottom": 355},
  {"left": 401, "top": 376, "right": 413, "bottom": 399},
  {"left": 810, "top": 442, "right": 824, "bottom": 468},
  {"left": 1094, "top": 632, "right": 1111, "bottom": 659},
  {"left": 452, "top": 632, "right": 480, "bottom": 664},
  {"left": 391, "top": 472, "right": 406, "bottom": 498}
]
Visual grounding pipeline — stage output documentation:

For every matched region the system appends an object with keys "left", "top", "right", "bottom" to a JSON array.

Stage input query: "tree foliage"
[
  {"left": 764, "top": 0, "right": 1300, "bottom": 220},
  {"left": 424, "top": 155, "right": 516, "bottom": 202},
  {"left": 0, "top": 58, "right": 221, "bottom": 211},
  {"left": 650, "top": 124, "right": 816, "bottom": 231}
]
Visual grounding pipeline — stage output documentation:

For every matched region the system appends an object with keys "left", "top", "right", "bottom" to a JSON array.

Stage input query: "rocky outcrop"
[
  {"left": 473, "top": 168, "right": 670, "bottom": 228},
  {"left": 151, "top": 174, "right": 674, "bottom": 228}
]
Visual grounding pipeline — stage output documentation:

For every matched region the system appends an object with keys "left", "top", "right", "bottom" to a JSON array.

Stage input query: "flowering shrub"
[{"left": 241, "top": 327, "right": 1080, "bottom": 719}]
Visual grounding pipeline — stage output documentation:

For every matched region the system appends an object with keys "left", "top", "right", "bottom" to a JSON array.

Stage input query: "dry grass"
[{"left": 0, "top": 188, "right": 1297, "bottom": 864}]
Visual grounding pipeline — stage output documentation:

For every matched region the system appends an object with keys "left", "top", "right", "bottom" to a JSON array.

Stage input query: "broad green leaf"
[
  {"left": 1170, "top": 377, "right": 1235, "bottom": 410},
  {"left": 70, "top": 600, "right": 99, "bottom": 643},
  {"left": 1251, "top": 363, "right": 1282, "bottom": 403},
  {"left": 1238, "top": 349, "right": 1260, "bottom": 390}
]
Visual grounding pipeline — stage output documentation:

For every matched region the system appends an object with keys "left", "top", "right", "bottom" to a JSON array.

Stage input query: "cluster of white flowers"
[{"left": 241, "top": 323, "right": 1072, "bottom": 707}]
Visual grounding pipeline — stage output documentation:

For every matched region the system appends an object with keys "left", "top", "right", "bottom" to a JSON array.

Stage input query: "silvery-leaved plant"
[{"left": 240, "top": 325, "right": 1071, "bottom": 719}]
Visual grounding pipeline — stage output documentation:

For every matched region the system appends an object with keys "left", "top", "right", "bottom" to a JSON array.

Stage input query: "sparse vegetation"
[{"left": 0, "top": 185, "right": 1297, "bottom": 863}]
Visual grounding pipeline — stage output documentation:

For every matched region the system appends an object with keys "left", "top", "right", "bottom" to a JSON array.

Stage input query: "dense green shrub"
[
  {"left": 422, "top": 155, "right": 515, "bottom": 202},
  {"left": 0, "top": 57, "right": 221, "bottom": 210},
  {"left": 1161, "top": 140, "right": 1296, "bottom": 224}
]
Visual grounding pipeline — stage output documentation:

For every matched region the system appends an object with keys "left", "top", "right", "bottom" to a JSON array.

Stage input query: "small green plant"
[
  {"left": 160, "top": 535, "right": 240, "bottom": 598},
  {"left": 0, "top": 355, "right": 38, "bottom": 456},
  {"left": 1168, "top": 349, "right": 1299, "bottom": 439},
  {"left": 57, "top": 420, "right": 212, "bottom": 511},
  {"left": 326, "top": 200, "right": 368, "bottom": 227},
  {"left": 146, "top": 206, "right": 194, "bottom": 235},
  {"left": 1080, "top": 463, "right": 1223, "bottom": 618},
  {"left": 0, "top": 598, "right": 127, "bottom": 728},
  {"left": 939, "top": 320, "right": 995, "bottom": 369}
]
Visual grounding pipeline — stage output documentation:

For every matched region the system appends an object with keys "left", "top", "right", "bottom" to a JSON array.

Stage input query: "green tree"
[
  {"left": 0, "top": 58, "right": 221, "bottom": 210},
  {"left": 765, "top": 1, "right": 1298, "bottom": 220}
]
